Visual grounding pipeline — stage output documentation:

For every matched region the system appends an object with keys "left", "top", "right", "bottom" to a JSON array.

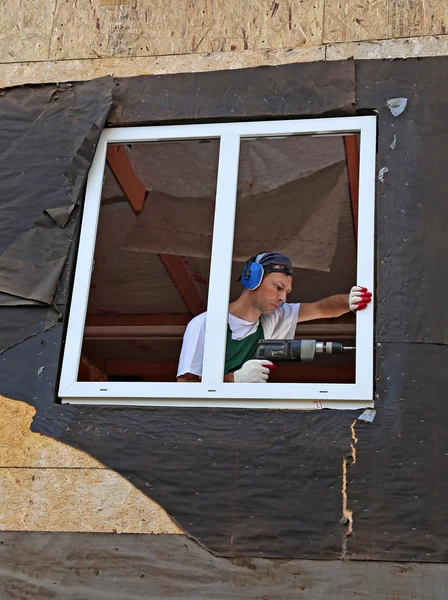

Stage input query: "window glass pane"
[
  {"left": 77, "top": 139, "right": 219, "bottom": 383},
  {"left": 224, "top": 134, "right": 358, "bottom": 384}
]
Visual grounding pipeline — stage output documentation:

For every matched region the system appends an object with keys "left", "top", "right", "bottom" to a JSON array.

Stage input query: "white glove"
[
  {"left": 234, "top": 359, "right": 274, "bottom": 383},
  {"left": 349, "top": 286, "right": 372, "bottom": 312}
]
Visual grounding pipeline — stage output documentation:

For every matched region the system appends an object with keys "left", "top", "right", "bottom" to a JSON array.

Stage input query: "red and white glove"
[
  {"left": 234, "top": 359, "right": 274, "bottom": 383},
  {"left": 349, "top": 286, "right": 372, "bottom": 312}
]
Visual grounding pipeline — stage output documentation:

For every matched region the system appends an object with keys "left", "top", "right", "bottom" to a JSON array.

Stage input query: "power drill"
[{"left": 254, "top": 339, "right": 355, "bottom": 363}]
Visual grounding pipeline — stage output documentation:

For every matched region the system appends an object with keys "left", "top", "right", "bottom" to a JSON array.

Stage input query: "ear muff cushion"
[{"left": 241, "top": 261, "right": 264, "bottom": 290}]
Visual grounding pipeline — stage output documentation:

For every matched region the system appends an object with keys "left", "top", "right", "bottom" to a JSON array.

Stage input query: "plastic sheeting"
[
  {"left": 0, "top": 79, "right": 112, "bottom": 310},
  {"left": 0, "top": 206, "right": 77, "bottom": 305},
  {"left": 109, "top": 61, "right": 356, "bottom": 125},
  {"left": 0, "top": 78, "right": 113, "bottom": 352},
  {"left": 356, "top": 58, "right": 448, "bottom": 344},
  {"left": 348, "top": 342, "right": 448, "bottom": 562}
]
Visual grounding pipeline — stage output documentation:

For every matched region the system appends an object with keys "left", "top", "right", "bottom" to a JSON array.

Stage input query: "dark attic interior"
[{"left": 79, "top": 132, "right": 359, "bottom": 385}]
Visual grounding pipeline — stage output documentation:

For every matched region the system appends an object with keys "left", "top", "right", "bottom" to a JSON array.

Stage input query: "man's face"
[{"left": 251, "top": 271, "right": 292, "bottom": 315}]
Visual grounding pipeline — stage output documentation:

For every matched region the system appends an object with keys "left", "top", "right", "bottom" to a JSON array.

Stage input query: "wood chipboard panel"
[
  {"left": 326, "top": 34, "right": 448, "bottom": 60},
  {"left": 2, "top": 0, "right": 448, "bottom": 66},
  {"left": 0, "top": 46, "right": 325, "bottom": 88},
  {"left": 0, "top": 466, "right": 180, "bottom": 533},
  {"left": 323, "top": 0, "right": 389, "bottom": 43},
  {"left": 0, "top": 396, "right": 181, "bottom": 534},
  {"left": 324, "top": 0, "right": 448, "bottom": 44},
  {"left": 48, "top": 0, "right": 324, "bottom": 61},
  {"left": 8, "top": 36, "right": 448, "bottom": 89},
  {"left": 389, "top": 0, "right": 448, "bottom": 39},
  {"left": 0, "top": 395, "right": 102, "bottom": 468},
  {"left": 0, "top": 0, "right": 57, "bottom": 63}
]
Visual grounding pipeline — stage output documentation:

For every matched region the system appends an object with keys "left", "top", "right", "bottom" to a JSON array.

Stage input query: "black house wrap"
[{"left": 1, "top": 58, "right": 448, "bottom": 561}]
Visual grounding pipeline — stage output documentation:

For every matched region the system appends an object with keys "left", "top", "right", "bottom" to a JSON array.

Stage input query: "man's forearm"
[
  {"left": 314, "top": 294, "right": 350, "bottom": 318},
  {"left": 298, "top": 294, "right": 350, "bottom": 322}
]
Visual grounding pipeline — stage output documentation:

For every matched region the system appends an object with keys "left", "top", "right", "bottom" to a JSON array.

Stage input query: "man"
[{"left": 177, "top": 251, "right": 371, "bottom": 383}]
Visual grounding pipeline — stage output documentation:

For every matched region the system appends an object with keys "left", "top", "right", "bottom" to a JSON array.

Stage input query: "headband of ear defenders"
[
  {"left": 246, "top": 252, "right": 294, "bottom": 277},
  {"left": 239, "top": 252, "right": 293, "bottom": 290}
]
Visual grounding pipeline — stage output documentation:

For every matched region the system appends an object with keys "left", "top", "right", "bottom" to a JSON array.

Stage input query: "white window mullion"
[
  {"left": 201, "top": 135, "right": 241, "bottom": 384},
  {"left": 355, "top": 116, "right": 376, "bottom": 394}
]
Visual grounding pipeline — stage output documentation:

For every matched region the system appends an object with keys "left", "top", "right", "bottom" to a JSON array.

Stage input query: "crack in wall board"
[{"left": 341, "top": 419, "right": 358, "bottom": 558}]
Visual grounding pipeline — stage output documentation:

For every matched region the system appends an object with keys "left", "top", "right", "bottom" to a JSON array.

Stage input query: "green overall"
[{"left": 224, "top": 323, "right": 265, "bottom": 375}]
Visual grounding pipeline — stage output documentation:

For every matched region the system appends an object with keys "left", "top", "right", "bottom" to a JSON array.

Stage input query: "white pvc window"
[{"left": 59, "top": 116, "right": 376, "bottom": 410}]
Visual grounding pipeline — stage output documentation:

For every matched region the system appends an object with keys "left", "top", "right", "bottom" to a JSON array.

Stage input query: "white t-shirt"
[{"left": 177, "top": 303, "right": 300, "bottom": 377}]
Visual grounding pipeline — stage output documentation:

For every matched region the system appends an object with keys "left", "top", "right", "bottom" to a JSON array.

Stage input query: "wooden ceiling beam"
[
  {"left": 83, "top": 326, "right": 186, "bottom": 340},
  {"left": 85, "top": 314, "right": 192, "bottom": 327},
  {"left": 106, "top": 144, "right": 147, "bottom": 213},
  {"left": 84, "top": 314, "right": 355, "bottom": 339},
  {"left": 159, "top": 254, "right": 207, "bottom": 316},
  {"left": 82, "top": 347, "right": 107, "bottom": 373},
  {"left": 78, "top": 354, "right": 108, "bottom": 382},
  {"left": 344, "top": 135, "right": 360, "bottom": 239}
]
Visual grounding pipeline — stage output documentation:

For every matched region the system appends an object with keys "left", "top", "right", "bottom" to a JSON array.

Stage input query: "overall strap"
[{"left": 224, "top": 323, "right": 265, "bottom": 375}]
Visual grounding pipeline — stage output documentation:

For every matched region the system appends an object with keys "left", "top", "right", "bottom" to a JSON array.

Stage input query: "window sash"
[{"left": 59, "top": 116, "right": 376, "bottom": 409}]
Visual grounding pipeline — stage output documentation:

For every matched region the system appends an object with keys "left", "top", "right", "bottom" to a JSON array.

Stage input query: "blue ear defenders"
[{"left": 241, "top": 252, "right": 269, "bottom": 290}]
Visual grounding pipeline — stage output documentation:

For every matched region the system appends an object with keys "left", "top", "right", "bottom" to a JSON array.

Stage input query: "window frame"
[{"left": 58, "top": 116, "right": 376, "bottom": 410}]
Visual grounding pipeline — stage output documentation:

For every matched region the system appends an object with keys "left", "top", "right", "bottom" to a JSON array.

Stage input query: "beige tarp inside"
[{"left": 113, "top": 135, "right": 349, "bottom": 271}]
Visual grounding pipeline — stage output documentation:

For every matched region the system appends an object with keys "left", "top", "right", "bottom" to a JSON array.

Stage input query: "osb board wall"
[
  {"left": 0, "top": 395, "right": 181, "bottom": 534},
  {"left": 2, "top": 0, "right": 448, "bottom": 65},
  {"left": 2, "top": 0, "right": 324, "bottom": 63},
  {"left": 2, "top": 2, "right": 448, "bottom": 88},
  {"left": 5, "top": 36, "right": 448, "bottom": 89},
  {"left": 51, "top": 0, "right": 324, "bottom": 59}
]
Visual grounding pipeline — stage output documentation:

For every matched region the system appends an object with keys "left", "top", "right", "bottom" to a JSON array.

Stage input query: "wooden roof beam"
[
  {"left": 344, "top": 135, "right": 360, "bottom": 239},
  {"left": 159, "top": 254, "right": 207, "bottom": 316},
  {"left": 106, "top": 144, "right": 147, "bottom": 213},
  {"left": 85, "top": 314, "right": 192, "bottom": 327},
  {"left": 78, "top": 353, "right": 108, "bottom": 382},
  {"left": 83, "top": 314, "right": 355, "bottom": 340}
]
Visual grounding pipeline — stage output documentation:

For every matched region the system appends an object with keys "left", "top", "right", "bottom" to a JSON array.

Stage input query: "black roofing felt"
[{"left": 1, "top": 58, "right": 448, "bottom": 560}]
